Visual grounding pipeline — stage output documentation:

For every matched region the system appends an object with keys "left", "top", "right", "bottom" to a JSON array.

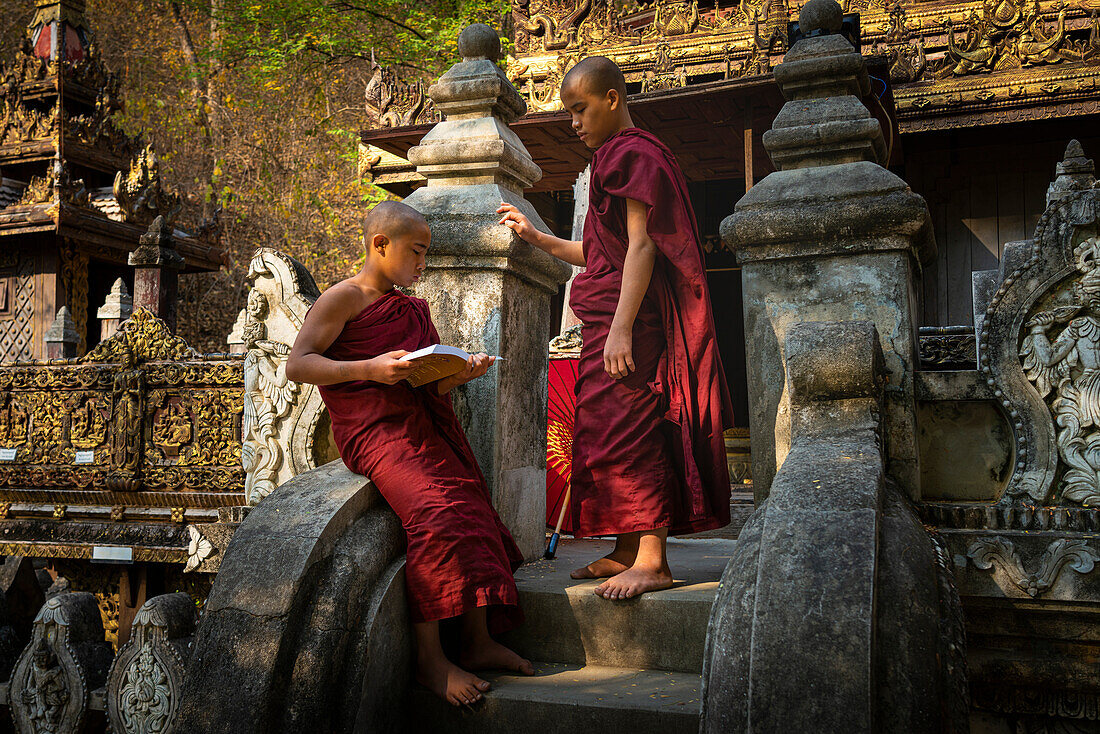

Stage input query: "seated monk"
[{"left": 286, "top": 200, "right": 533, "bottom": 706}]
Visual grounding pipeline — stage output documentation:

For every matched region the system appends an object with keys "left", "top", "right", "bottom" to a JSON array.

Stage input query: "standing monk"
[
  {"left": 498, "top": 56, "right": 733, "bottom": 600},
  {"left": 287, "top": 201, "right": 533, "bottom": 706}
]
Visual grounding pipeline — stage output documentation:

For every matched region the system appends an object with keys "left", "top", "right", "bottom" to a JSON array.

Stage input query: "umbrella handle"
[{"left": 544, "top": 486, "right": 572, "bottom": 559}]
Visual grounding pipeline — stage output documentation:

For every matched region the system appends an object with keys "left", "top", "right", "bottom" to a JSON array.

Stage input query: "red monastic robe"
[
  {"left": 570, "top": 128, "right": 733, "bottom": 537},
  {"left": 318, "top": 290, "right": 523, "bottom": 631}
]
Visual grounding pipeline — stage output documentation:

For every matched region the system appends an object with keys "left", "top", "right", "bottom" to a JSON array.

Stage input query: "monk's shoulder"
[
  {"left": 314, "top": 279, "right": 374, "bottom": 323},
  {"left": 600, "top": 133, "right": 674, "bottom": 178}
]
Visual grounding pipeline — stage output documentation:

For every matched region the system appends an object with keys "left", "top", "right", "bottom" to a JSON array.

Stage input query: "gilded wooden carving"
[
  {"left": 112, "top": 146, "right": 183, "bottom": 227},
  {"left": 470, "top": 0, "right": 1100, "bottom": 128},
  {"left": 0, "top": 309, "right": 244, "bottom": 499}
]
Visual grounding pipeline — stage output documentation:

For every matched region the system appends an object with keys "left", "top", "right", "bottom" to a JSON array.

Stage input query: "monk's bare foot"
[
  {"left": 460, "top": 638, "right": 535, "bottom": 675},
  {"left": 416, "top": 656, "right": 491, "bottom": 706},
  {"left": 570, "top": 547, "right": 638, "bottom": 579},
  {"left": 594, "top": 564, "right": 673, "bottom": 600}
]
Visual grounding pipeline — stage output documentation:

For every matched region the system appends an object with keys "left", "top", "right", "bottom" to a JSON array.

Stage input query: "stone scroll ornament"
[
  {"left": 105, "top": 593, "right": 198, "bottom": 734},
  {"left": 967, "top": 536, "right": 1100, "bottom": 598},
  {"left": 240, "top": 248, "right": 331, "bottom": 505},
  {"left": 8, "top": 593, "right": 112, "bottom": 734},
  {"left": 981, "top": 140, "right": 1100, "bottom": 505}
]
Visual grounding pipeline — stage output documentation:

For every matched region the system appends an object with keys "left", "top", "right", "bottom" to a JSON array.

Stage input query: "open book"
[{"left": 399, "top": 345, "right": 499, "bottom": 388}]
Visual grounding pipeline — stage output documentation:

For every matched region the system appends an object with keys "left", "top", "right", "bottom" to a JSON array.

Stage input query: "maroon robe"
[
  {"left": 570, "top": 128, "right": 733, "bottom": 537},
  {"left": 318, "top": 289, "right": 523, "bottom": 631}
]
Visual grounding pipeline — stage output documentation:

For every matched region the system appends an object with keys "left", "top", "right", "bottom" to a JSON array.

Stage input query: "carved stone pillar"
[
  {"left": 96, "top": 277, "right": 133, "bottom": 342},
  {"left": 106, "top": 592, "right": 198, "bottom": 734},
  {"left": 44, "top": 306, "right": 79, "bottom": 359},
  {"left": 403, "top": 24, "right": 572, "bottom": 558},
  {"left": 128, "top": 216, "right": 184, "bottom": 333},
  {"left": 702, "top": 4, "right": 961, "bottom": 732},
  {"left": 723, "top": 1, "right": 934, "bottom": 501},
  {"left": 8, "top": 592, "right": 113, "bottom": 734}
]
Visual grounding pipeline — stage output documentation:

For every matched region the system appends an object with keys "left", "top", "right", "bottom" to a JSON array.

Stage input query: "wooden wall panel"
[{"left": 904, "top": 120, "right": 1100, "bottom": 327}]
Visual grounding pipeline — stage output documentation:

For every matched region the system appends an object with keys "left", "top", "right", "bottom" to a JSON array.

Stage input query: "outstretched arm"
[
  {"left": 286, "top": 287, "right": 417, "bottom": 386},
  {"left": 604, "top": 198, "right": 657, "bottom": 380},
  {"left": 497, "top": 203, "right": 586, "bottom": 267}
]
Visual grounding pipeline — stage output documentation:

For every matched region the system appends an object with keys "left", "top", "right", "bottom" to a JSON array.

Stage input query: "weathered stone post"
[
  {"left": 723, "top": 0, "right": 934, "bottom": 502},
  {"left": 129, "top": 215, "right": 184, "bottom": 332},
  {"left": 701, "top": 3, "right": 965, "bottom": 732},
  {"left": 44, "top": 306, "right": 79, "bottom": 359},
  {"left": 96, "top": 277, "right": 133, "bottom": 341},
  {"left": 404, "top": 24, "right": 572, "bottom": 558}
]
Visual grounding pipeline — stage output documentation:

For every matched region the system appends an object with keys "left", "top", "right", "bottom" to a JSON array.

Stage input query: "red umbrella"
[{"left": 545, "top": 356, "right": 578, "bottom": 557}]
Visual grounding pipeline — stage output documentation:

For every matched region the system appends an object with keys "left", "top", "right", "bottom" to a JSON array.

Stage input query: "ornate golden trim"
[
  {"left": 0, "top": 489, "right": 245, "bottom": 507},
  {"left": 0, "top": 541, "right": 187, "bottom": 563}
]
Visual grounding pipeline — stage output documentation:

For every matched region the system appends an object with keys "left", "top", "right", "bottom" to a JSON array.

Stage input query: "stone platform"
[{"left": 409, "top": 537, "right": 737, "bottom": 733}]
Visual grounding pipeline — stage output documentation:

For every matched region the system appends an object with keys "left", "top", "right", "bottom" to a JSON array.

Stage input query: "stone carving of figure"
[
  {"left": 242, "top": 289, "right": 301, "bottom": 505},
  {"left": 22, "top": 639, "right": 68, "bottom": 734},
  {"left": 1021, "top": 237, "right": 1100, "bottom": 505}
]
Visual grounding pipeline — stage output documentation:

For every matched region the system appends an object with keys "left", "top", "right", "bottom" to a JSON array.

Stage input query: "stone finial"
[
  {"left": 764, "top": 2, "right": 882, "bottom": 169},
  {"left": 1047, "top": 139, "right": 1096, "bottom": 205},
  {"left": 45, "top": 306, "right": 80, "bottom": 358},
  {"left": 227, "top": 307, "right": 247, "bottom": 353},
  {"left": 106, "top": 593, "right": 198, "bottom": 734},
  {"left": 8, "top": 593, "right": 112, "bottom": 734},
  {"left": 129, "top": 215, "right": 185, "bottom": 269},
  {"left": 96, "top": 278, "right": 133, "bottom": 320},
  {"left": 241, "top": 248, "right": 330, "bottom": 506},
  {"left": 799, "top": 0, "right": 843, "bottom": 36},
  {"left": 458, "top": 23, "right": 501, "bottom": 61},
  {"left": 409, "top": 24, "right": 538, "bottom": 191}
]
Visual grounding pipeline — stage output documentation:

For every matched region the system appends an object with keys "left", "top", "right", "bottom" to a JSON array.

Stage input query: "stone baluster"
[
  {"left": 722, "top": 0, "right": 935, "bottom": 501},
  {"left": 403, "top": 24, "right": 572, "bottom": 558},
  {"left": 44, "top": 306, "right": 80, "bottom": 359},
  {"left": 105, "top": 592, "right": 198, "bottom": 734},
  {"left": 129, "top": 215, "right": 184, "bottom": 333},
  {"left": 8, "top": 592, "right": 113, "bottom": 734},
  {"left": 96, "top": 277, "right": 133, "bottom": 342}
]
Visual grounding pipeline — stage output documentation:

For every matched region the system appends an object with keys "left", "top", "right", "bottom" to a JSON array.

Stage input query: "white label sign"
[
  {"left": 92, "top": 546, "right": 133, "bottom": 563},
  {"left": 74, "top": 450, "right": 95, "bottom": 465},
  {"left": 0, "top": 448, "right": 16, "bottom": 461}
]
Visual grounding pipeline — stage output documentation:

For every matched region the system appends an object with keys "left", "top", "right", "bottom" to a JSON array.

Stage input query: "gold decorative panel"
[{"left": 0, "top": 309, "right": 244, "bottom": 503}]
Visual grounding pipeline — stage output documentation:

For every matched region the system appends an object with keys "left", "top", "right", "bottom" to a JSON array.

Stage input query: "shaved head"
[
  {"left": 562, "top": 56, "right": 627, "bottom": 99},
  {"left": 363, "top": 200, "right": 428, "bottom": 245}
]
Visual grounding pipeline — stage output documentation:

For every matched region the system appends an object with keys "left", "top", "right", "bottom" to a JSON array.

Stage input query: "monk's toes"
[{"left": 475, "top": 678, "right": 491, "bottom": 692}]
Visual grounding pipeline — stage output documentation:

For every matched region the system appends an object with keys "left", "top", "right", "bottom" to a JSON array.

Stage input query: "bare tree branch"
[{"left": 327, "top": 0, "right": 428, "bottom": 39}]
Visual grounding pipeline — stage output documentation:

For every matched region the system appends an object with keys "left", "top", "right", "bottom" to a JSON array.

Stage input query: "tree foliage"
[{"left": 0, "top": 0, "right": 508, "bottom": 350}]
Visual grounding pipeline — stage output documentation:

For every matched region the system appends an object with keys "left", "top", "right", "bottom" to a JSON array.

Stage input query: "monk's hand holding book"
[
  {"left": 361, "top": 350, "right": 419, "bottom": 385},
  {"left": 399, "top": 345, "right": 500, "bottom": 390}
]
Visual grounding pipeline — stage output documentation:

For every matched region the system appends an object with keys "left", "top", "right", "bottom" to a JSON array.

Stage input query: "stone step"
[
  {"left": 501, "top": 538, "right": 737, "bottom": 674},
  {"left": 407, "top": 662, "right": 701, "bottom": 734}
]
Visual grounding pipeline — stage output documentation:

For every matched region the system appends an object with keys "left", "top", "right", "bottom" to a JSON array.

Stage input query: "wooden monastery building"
[{"left": 361, "top": 0, "right": 1100, "bottom": 447}]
